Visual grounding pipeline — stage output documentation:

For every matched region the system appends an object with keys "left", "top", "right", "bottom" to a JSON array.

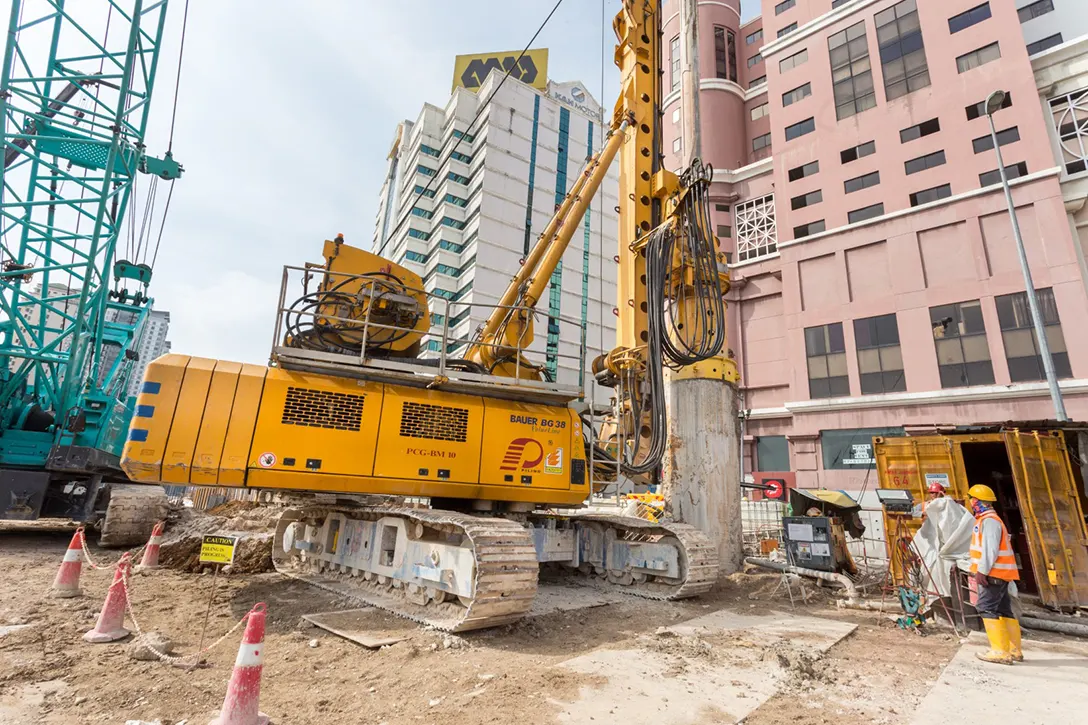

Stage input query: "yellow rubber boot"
[
  {"left": 976, "top": 618, "right": 1013, "bottom": 665},
  {"left": 1002, "top": 617, "right": 1023, "bottom": 662}
]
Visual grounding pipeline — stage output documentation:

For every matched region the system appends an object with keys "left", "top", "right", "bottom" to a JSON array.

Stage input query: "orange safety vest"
[{"left": 969, "top": 510, "right": 1019, "bottom": 581}]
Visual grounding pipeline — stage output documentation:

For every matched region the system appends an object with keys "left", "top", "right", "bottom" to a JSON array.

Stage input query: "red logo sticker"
[
  {"left": 258, "top": 452, "right": 276, "bottom": 468},
  {"left": 500, "top": 438, "right": 544, "bottom": 471}
]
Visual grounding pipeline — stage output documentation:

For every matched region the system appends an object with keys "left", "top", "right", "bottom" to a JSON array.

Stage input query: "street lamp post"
[{"left": 984, "top": 89, "right": 1068, "bottom": 422}]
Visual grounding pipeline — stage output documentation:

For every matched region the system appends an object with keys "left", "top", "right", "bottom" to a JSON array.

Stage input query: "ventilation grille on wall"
[
  {"left": 399, "top": 401, "right": 469, "bottom": 442},
  {"left": 281, "top": 386, "right": 365, "bottom": 431}
]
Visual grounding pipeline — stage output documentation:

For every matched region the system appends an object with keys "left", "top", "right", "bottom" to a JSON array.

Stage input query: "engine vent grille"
[
  {"left": 281, "top": 386, "right": 365, "bottom": 431},
  {"left": 399, "top": 401, "right": 469, "bottom": 442}
]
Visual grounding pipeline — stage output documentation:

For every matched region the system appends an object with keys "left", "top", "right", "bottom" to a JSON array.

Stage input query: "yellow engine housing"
[{"left": 122, "top": 355, "right": 590, "bottom": 507}]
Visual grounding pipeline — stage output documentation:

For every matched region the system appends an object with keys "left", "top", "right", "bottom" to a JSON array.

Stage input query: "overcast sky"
[{"left": 131, "top": 1, "right": 758, "bottom": 364}]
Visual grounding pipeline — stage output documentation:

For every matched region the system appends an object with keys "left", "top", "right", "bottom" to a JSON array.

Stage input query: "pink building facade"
[{"left": 660, "top": 0, "right": 1088, "bottom": 493}]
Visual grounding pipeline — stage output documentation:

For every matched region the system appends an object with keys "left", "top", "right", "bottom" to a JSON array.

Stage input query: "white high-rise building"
[
  {"left": 126, "top": 309, "right": 170, "bottom": 398},
  {"left": 373, "top": 73, "right": 620, "bottom": 398}
]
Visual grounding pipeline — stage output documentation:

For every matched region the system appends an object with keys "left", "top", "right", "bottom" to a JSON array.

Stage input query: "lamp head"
[{"left": 985, "top": 90, "right": 1008, "bottom": 117}]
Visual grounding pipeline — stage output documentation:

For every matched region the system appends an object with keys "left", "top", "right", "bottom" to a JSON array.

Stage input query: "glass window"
[
  {"left": 996, "top": 288, "right": 1072, "bottom": 382},
  {"left": 966, "top": 92, "right": 1011, "bottom": 120},
  {"left": 714, "top": 26, "right": 728, "bottom": 79},
  {"left": 750, "top": 102, "right": 770, "bottom": 121},
  {"left": 782, "top": 82, "right": 812, "bottom": 107},
  {"left": 752, "top": 132, "right": 772, "bottom": 152},
  {"left": 972, "top": 126, "right": 1020, "bottom": 154},
  {"left": 900, "top": 118, "right": 940, "bottom": 143},
  {"left": 848, "top": 203, "right": 884, "bottom": 223},
  {"left": 444, "top": 193, "right": 468, "bottom": 207},
  {"left": 775, "top": 0, "right": 796, "bottom": 15},
  {"left": 841, "top": 140, "right": 876, "bottom": 164},
  {"left": 749, "top": 75, "right": 767, "bottom": 89},
  {"left": 957, "top": 42, "right": 1001, "bottom": 73},
  {"left": 876, "top": 0, "right": 930, "bottom": 100},
  {"left": 779, "top": 48, "right": 808, "bottom": 73},
  {"left": 832, "top": 0, "right": 851, "bottom": 6},
  {"left": 671, "top": 35, "right": 681, "bottom": 91},
  {"left": 414, "top": 185, "right": 437, "bottom": 198},
  {"left": 805, "top": 323, "right": 849, "bottom": 398},
  {"left": 904, "top": 150, "right": 946, "bottom": 175},
  {"left": 828, "top": 21, "right": 876, "bottom": 120},
  {"left": 417, "top": 165, "right": 437, "bottom": 176},
  {"left": 727, "top": 29, "right": 738, "bottom": 81},
  {"left": 419, "top": 144, "right": 441, "bottom": 158},
  {"left": 1049, "top": 88, "right": 1088, "bottom": 175},
  {"left": 736, "top": 194, "right": 777, "bottom": 261},
  {"left": 411, "top": 207, "right": 434, "bottom": 219},
  {"left": 746, "top": 29, "right": 763, "bottom": 45},
  {"left": 756, "top": 436, "right": 790, "bottom": 472},
  {"left": 1027, "top": 34, "right": 1063, "bottom": 56},
  {"left": 931, "top": 300, "right": 995, "bottom": 388},
  {"left": 948, "top": 3, "right": 991, "bottom": 34},
  {"left": 448, "top": 172, "right": 470, "bottom": 184},
  {"left": 785, "top": 117, "right": 815, "bottom": 141},
  {"left": 791, "top": 189, "right": 823, "bottom": 210},
  {"left": 673, "top": 137, "right": 682, "bottom": 153},
  {"left": 717, "top": 224, "right": 732, "bottom": 238},
  {"left": 854, "top": 314, "right": 906, "bottom": 394},
  {"left": 749, "top": 52, "right": 763, "bottom": 68},
  {"left": 909, "top": 183, "right": 952, "bottom": 206},
  {"left": 844, "top": 171, "right": 880, "bottom": 194},
  {"left": 979, "top": 162, "right": 1028, "bottom": 187},
  {"left": 715, "top": 203, "right": 731, "bottom": 212},
  {"left": 1018, "top": 0, "right": 1055, "bottom": 23},
  {"left": 778, "top": 23, "right": 798, "bottom": 38},
  {"left": 788, "top": 160, "right": 819, "bottom": 182},
  {"left": 794, "top": 220, "right": 826, "bottom": 238}
]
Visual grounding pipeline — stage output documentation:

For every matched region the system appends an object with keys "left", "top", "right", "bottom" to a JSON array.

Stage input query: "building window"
[
  {"left": 931, "top": 300, "right": 995, "bottom": 388},
  {"left": 832, "top": 0, "right": 851, "bottom": 6},
  {"left": 414, "top": 185, "right": 437, "bottom": 198},
  {"left": 805, "top": 323, "right": 849, "bottom": 399},
  {"left": 996, "top": 288, "right": 1073, "bottom": 382},
  {"left": 979, "top": 162, "right": 1028, "bottom": 187},
  {"left": 417, "top": 165, "right": 437, "bottom": 176},
  {"left": 451, "top": 151, "right": 472, "bottom": 164},
  {"left": 848, "top": 203, "right": 884, "bottom": 224},
  {"left": 909, "top": 183, "right": 952, "bottom": 207},
  {"left": 957, "top": 42, "right": 1001, "bottom": 73},
  {"left": 410, "top": 207, "right": 434, "bottom": 219},
  {"left": 904, "top": 150, "right": 946, "bottom": 175},
  {"left": 419, "top": 144, "right": 441, "bottom": 158},
  {"left": 749, "top": 75, "right": 767, "bottom": 89},
  {"left": 670, "top": 35, "right": 681, "bottom": 91},
  {"left": 779, "top": 49, "right": 808, "bottom": 73},
  {"left": 407, "top": 229, "right": 431, "bottom": 241},
  {"left": 746, "top": 28, "right": 763, "bottom": 45},
  {"left": 1048, "top": 88, "right": 1088, "bottom": 174},
  {"left": 844, "top": 171, "right": 880, "bottom": 194},
  {"left": 829, "top": 21, "right": 876, "bottom": 120},
  {"left": 440, "top": 217, "right": 466, "bottom": 230},
  {"left": 717, "top": 224, "right": 732, "bottom": 238},
  {"left": 752, "top": 132, "right": 772, "bottom": 152},
  {"left": 1027, "top": 34, "right": 1063, "bottom": 55},
  {"left": 750, "top": 102, "right": 769, "bottom": 121},
  {"left": 785, "top": 117, "right": 815, "bottom": 141},
  {"left": 948, "top": 3, "right": 991, "bottom": 34},
  {"left": 444, "top": 193, "right": 468, "bottom": 207},
  {"left": 778, "top": 22, "right": 798, "bottom": 38},
  {"left": 782, "top": 82, "right": 812, "bottom": 107},
  {"left": 788, "top": 160, "right": 819, "bottom": 182},
  {"left": 791, "top": 190, "right": 823, "bottom": 210},
  {"left": 972, "top": 126, "right": 1020, "bottom": 154},
  {"left": 672, "top": 137, "right": 682, "bottom": 153},
  {"left": 1018, "top": 0, "right": 1055, "bottom": 23},
  {"left": 714, "top": 26, "right": 728, "bottom": 79},
  {"left": 715, "top": 203, "right": 731, "bottom": 212},
  {"left": 749, "top": 52, "right": 763, "bottom": 68},
  {"left": 775, "top": 0, "right": 796, "bottom": 15},
  {"left": 736, "top": 194, "right": 777, "bottom": 261},
  {"left": 448, "top": 172, "right": 470, "bottom": 184},
  {"left": 966, "top": 92, "right": 1011, "bottom": 120},
  {"left": 841, "top": 140, "right": 876, "bottom": 163},
  {"left": 855, "top": 314, "right": 906, "bottom": 394},
  {"left": 794, "top": 220, "right": 826, "bottom": 238},
  {"left": 756, "top": 435, "right": 790, "bottom": 472},
  {"left": 404, "top": 250, "right": 428, "bottom": 263},
  {"left": 900, "top": 118, "right": 940, "bottom": 143},
  {"left": 876, "top": 0, "right": 930, "bottom": 100}
]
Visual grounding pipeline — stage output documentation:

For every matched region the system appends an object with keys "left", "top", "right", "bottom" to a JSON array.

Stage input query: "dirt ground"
[{"left": 0, "top": 517, "right": 962, "bottom": 725}]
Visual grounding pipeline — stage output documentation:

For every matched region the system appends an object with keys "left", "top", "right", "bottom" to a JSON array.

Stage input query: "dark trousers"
[{"left": 976, "top": 575, "right": 1015, "bottom": 620}]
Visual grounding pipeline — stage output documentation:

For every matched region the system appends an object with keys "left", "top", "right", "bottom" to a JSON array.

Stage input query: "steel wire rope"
[{"left": 380, "top": 0, "right": 565, "bottom": 248}]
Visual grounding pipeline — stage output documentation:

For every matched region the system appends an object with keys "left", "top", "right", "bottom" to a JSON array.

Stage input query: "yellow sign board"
[
  {"left": 199, "top": 535, "right": 238, "bottom": 565},
  {"left": 452, "top": 48, "right": 548, "bottom": 93}
]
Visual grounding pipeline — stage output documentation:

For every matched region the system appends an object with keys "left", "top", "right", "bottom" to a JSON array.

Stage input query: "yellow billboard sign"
[{"left": 453, "top": 48, "right": 548, "bottom": 93}]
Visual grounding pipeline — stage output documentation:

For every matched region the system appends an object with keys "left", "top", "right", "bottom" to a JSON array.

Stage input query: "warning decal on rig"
[{"left": 199, "top": 535, "right": 238, "bottom": 565}]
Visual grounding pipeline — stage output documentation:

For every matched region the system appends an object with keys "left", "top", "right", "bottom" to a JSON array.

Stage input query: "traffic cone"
[
  {"left": 83, "top": 552, "right": 132, "bottom": 643},
  {"left": 210, "top": 603, "right": 270, "bottom": 725},
  {"left": 137, "top": 520, "right": 166, "bottom": 571},
  {"left": 50, "top": 527, "right": 85, "bottom": 598}
]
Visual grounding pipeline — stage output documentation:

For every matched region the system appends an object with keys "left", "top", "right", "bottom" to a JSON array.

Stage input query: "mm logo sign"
[
  {"left": 500, "top": 437, "right": 545, "bottom": 471},
  {"left": 453, "top": 48, "right": 548, "bottom": 93}
]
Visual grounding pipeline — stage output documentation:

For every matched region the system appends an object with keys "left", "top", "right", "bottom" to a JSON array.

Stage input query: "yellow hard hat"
[{"left": 967, "top": 484, "right": 997, "bottom": 502}]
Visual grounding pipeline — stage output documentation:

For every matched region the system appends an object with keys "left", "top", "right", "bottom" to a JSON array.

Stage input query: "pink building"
[{"left": 660, "top": 0, "right": 1088, "bottom": 494}]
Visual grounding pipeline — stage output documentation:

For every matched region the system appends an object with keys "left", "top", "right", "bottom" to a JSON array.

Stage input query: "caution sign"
[
  {"left": 199, "top": 535, "right": 238, "bottom": 565},
  {"left": 453, "top": 48, "right": 548, "bottom": 93}
]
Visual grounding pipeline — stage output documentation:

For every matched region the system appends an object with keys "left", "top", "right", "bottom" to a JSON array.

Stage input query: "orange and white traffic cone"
[
  {"left": 210, "top": 603, "right": 270, "bottom": 725},
  {"left": 50, "top": 527, "right": 85, "bottom": 598},
  {"left": 83, "top": 552, "right": 132, "bottom": 643},
  {"left": 137, "top": 520, "right": 166, "bottom": 571}
]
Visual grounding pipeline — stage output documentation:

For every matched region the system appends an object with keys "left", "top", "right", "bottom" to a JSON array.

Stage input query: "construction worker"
[
  {"left": 967, "top": 484, "right": 1022, "bottom": 665},
  {"left": 912, "top": 481, "right": 946, "bottom": 518}
]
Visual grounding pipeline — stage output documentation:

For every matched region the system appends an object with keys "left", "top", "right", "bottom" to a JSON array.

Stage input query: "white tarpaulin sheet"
[{"left": 910, "top": 497, "right": 975, "bottom": 597}]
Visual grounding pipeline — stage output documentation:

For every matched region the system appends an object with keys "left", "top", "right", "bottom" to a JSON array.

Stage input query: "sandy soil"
[{"left": 0, "top": 517, "right": 962, "bottom": 725}]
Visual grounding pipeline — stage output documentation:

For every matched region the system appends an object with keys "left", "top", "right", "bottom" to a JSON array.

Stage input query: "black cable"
[
  {"left": 380, "top": 0, "right": 565, "bottom": 248},
  {"left": 167, "top": 0, "right": 191, "bottom": 153}
]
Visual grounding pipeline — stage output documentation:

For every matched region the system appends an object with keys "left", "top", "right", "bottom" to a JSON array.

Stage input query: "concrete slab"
[
  {"left": 528, "top": 584, "right": 624, "bottom": 617},
  {"left": 911, "top": 633, "right": 1088, "bottom": 725},
  {"left": 301, "top": 608, "right": 410, "bottom": 648},
  {"left": 552, "top": 609, "right": 857, "bottom": 724}
]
